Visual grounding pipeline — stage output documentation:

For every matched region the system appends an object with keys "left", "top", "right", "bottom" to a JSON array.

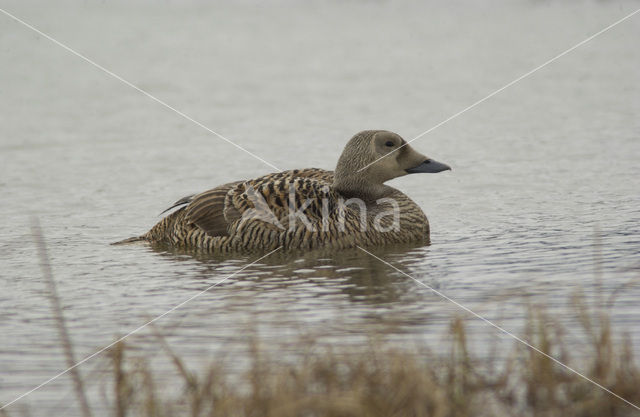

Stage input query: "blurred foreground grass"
[{"left": 99, "top": 296, "right": 639, "bottom": 417}]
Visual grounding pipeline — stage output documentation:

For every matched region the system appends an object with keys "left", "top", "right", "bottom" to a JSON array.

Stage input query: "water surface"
[{"left": 1, "top": 1, "right": 639, "bottom": 415}]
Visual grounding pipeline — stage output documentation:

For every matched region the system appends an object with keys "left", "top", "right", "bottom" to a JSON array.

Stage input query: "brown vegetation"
[{"left": 103, "top": 298, "right": 640, "bottom": 417}]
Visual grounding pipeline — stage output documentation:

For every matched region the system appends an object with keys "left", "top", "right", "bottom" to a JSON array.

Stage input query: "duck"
[{"left": 116, "top": 130, "right": 450, "bottom": 252}]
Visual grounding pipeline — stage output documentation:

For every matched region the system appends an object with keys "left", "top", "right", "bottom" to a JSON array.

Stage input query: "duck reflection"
[{"left": 147, "top": 242, "right": 432, "bottom": 305}]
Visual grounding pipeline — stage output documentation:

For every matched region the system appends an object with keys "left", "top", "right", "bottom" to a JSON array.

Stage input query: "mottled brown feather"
[{"left": 181, "top": 169, "right": 333, "bottom": 238}]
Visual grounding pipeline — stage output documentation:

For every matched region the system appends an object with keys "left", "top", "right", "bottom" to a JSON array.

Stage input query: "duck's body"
[
  {"left": 121, "top": 130, "right": 450, "bottom": 253},
  {"left": 144, "top": 168, "right": 430, "bottom": 252}
]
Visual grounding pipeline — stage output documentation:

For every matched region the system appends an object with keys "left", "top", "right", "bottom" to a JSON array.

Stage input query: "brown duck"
[{"left": 117, "top": 130, "right": 450, "bottom": 252}]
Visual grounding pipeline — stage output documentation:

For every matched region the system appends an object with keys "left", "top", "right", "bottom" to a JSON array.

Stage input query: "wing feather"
[
  {"left": 170, "top": 169, "right": 335, "bottom": 238},
  {"left": 183, "top": 181, "right": 242, "bottom": 237},
  {"left": 225, "top": 169, "right": 340, "bottom": 232}
]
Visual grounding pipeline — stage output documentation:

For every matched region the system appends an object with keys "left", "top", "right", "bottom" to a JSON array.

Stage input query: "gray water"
[{"left": 1, "top": 0, "right": 639, "bottom": 415}]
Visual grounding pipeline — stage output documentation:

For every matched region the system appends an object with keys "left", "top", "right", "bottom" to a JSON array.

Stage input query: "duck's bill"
[{"left": 406, "top": 159, "right": 451, "bottom": 174}]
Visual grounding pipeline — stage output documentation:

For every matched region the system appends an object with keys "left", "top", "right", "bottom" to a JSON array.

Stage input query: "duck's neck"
[{"left": 332, "top": 174, "right": 392, "bottom": 203}]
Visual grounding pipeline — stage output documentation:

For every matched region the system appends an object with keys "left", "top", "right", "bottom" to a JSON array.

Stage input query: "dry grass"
[{"left": 102, "top": 298, "right": 640, "bottom": 417}]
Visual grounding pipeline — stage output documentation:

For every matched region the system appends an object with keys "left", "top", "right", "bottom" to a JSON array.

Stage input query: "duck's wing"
[
  {"left": 183, "top": 181, "right": 243, "bottom": 237},
  {"left": 174, "top": 169, "right": 335, "bottom": 237},
  {"left": 224, "top": 173, "right": 340, "bottom": 231}
]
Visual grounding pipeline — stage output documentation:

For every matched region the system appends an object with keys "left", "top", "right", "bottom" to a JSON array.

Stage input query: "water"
[{"left": 1, "top": 0, "right": 639, "bottom": 414}]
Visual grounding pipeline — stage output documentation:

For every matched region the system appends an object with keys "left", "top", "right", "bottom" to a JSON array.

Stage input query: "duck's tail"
[
  {"left": 111, "top": 235, "right": 148, "bottom": 245},
  {"left": 112, "top": 207, "right": 184, "bottom": 246}
]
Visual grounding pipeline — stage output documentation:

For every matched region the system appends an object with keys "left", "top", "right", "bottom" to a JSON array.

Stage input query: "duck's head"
[{"left": 333, "top": 130, "right": 450, "bottom": 198}]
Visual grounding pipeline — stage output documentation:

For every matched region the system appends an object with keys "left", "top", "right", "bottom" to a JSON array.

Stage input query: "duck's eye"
[{"left": 385, "top": 141, "right": 395, "bottom": 147}]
